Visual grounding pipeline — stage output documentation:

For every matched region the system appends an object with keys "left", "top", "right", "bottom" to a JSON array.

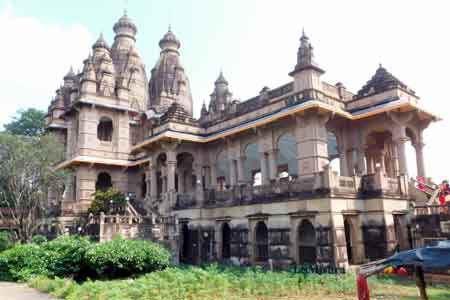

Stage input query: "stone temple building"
[{"left": 45, "top": 12, "right": 439, "bottom": 267}]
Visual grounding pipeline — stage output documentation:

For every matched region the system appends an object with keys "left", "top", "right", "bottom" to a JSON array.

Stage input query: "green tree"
[
  {"left": 0, "top": 133, "right": 67, "bottom": 243},
  {"left": 3, "top": 108, "right": 46, "bottom": 136},
  {"left": 89, "top": 188, "right": 127, "bottom": 215}
]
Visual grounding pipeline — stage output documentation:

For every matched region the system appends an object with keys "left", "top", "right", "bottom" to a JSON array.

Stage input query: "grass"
[{"left": 28, "top": 264, "right": 450, "bottom": 300}]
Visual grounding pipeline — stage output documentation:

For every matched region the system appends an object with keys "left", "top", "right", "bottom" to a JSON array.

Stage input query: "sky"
[{"left": 0, "top": 0, "right": 449, "bottom": 182}]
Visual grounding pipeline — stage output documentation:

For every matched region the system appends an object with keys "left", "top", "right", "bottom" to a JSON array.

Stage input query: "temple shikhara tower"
[{"left": 45, "top": 13, "right": 439, "bottom": 267}]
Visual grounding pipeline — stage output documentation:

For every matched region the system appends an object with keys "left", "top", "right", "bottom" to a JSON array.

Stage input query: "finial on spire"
[{"left": 168, "top": 24, "right": 172, "bottom": 32}]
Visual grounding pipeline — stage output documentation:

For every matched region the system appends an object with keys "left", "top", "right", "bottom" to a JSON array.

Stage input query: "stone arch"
[
  {"left": 276, "top": 132, "right": 298, "bottom": 180},
  {"left": 216, "top": 149, "right": 230, "bottom": 190},
  {"left": 96, "top": 172, "right": 112, "bottom": 192},
  {"left": 298, "top": 219, "right": 317, "bottom": 264},
  {"left": 97, "top": 116, "right": 113, "bottom": 142},
  {"left": 254, "top": 221, "right": 269, "bottom": 262},
  {"left": 327, "top": 131, "right": 340, "bottom": 174},
  {"left": 243, "top": 142, "right": 260, "bottom": 185},
  {"left": 221, "top": 222, "right": 231, "bottom": 259},
  {"left": 176, "top": 152, "right": 195, "bottom": 193}
]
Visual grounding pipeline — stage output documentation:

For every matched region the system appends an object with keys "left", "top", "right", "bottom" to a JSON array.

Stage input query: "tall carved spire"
[{"left": 289, "top": 29, "right": 324, "bottom": 76}]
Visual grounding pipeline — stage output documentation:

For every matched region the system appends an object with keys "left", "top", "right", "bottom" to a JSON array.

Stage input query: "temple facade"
[{"left": 45, "top": 13, "right": 439, "bottom": 267}]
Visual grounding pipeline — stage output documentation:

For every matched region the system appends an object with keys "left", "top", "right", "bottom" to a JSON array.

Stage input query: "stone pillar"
[
  {"left": 260, "top": 152, "right": 270, "bottom": 185},
  {"left": 356, "top": 146, "right": 367, "bottom": 175},
  {"left": 391, "top": 143, "right": 400, "bottom": 177},
  {"left": 414, "top": 142, "right": 426, "bottom": 178},
  {"left": 150, "top": 166, "right": 157, "bottom": 199},
  {"left": 194, "top": 164, "right": 204, "bottom": 204},
  {"left": 380, "top": 150, "right": 386, "bottom": 175},
  {"left": 237, "top": 156, "right": 246, "bottom": 184},
  {"left": 210, "top": 164, "right": 218, "bottom": 188},
  {"left": 339, "top": 147, "right": 349, "bottom": 176},
  {"left": 268, "top": 149, "right": 278, "bottom": 181},
  {"left": 167, "top": 151, "right": 177, "bottom": 193},
  {"left": 229, "top": 158, "right": 237, "bottom": 186},
  {"left": 145, "top": 169, "right": 151, "bottom": 198},
  {"left": 295, "top": 112, "right": 329, "bottom": 176},
  {"left": 395, "top": 136, "right": 408, "bottom": 176},
  {"left": 177, "top": 169, "right": 185, "bottom": 193}
]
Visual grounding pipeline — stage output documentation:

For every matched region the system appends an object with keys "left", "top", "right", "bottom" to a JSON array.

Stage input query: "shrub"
[
  {"left": 43, "top": 235, "right": 92, "bottom": 278},
  {"left": 0, "top": 243, "right": 50, "bottom": 281},
  {"left": 0, "top": 231, "right": 13, "bottom": 252},
  {"left": 88, "top": 188, "right": 127, "bottom": 215},
  {"left": 31, "top": 234, "right": 48, "bottom": 245},
  {"left": 85, "top": 237, "right": 170, "bottom": 278}
]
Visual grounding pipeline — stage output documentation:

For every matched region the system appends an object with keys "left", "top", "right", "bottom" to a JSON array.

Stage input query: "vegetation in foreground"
[
  {"left": 28, "top": 264, "right": 450, "bottom": 300},
  {"left": 0, "top": 236, "right": 170, "bottom": 281}
]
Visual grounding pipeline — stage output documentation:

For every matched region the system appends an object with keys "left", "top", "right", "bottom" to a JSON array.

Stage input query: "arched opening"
[
  {"left": 255, "top": 221, "right": 269, "bottom": 262},
  {"left": 244, "top": 143, "right": 260, "bottom": 185},
  {"left": 405, "top": 127, "right": 418, "bottom": 179},
  {"left": 222, "top": 223, "right": 231, "bottom": 259},
  {"left": 141, "top": 173, "right": 147, "bottom": 198},
  {"left": 298, "top": 219, "right": 317, "bottom": 264},
  {"left": 344, "top": 219, "right": 353, "bottom": 264},
  {"left": 365, "top": 130, "right": 395, "bottom": 177},
  {"left": 177, "top": 152, "right": 195, "bottom": 194},
  {"left": 97, "top": 117, "right": 113, "bottom": 142},
  {"left": 180, "top": 224, "right": 191, "bottom": 264},
  {"left": 327, "top": 131, "right": 340, "bottom": 174},
  {"left": 253, "top": 171, "right": 262, "bottom": 186},
  {"left": 277, "top": 133, "right": 298, "bottom": 180},
  {"left": 156, "top": 153, "right": 166, "bottom": 196},
  {"left": 96, "top": 172, "right": 112, "bottom": 192},
  {"left": 216, "top": 150, "right": 230, "bottom": 191}
]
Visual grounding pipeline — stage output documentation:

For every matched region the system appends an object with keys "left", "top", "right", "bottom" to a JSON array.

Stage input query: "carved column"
[
  {"left": 356, "top": 146, "right": 367, "bottom": 175},
  {"left": 210, "top": 164, "right": 218, "bottom": 188},
  {"left": 229, "top": 158, "right": 237, "bottom": 186},
  {"left": 380, "top": 149, "right": 386, "bottom": 175},
  {"left": 339, "top": 146, "right": 349, "bottom": 176},
  {"left": 395, "top": 136, "right": 408, "bottom": 176},
  {"left": 150, "top": 166, "right": 157, "bottom": 199},
  {"left": 295, "top": 112, "right": 330, "bottom": 176},
  {"left": 260, "top": 152, "right": 269, "bottom": 185},
  {"left": 267, "top": 149, "right": 278, "bottom": 181},
  {"left": 166, "top": 151, "right": 177, "bottom": 193},
  {"left": 414, "top": 142, "right": 426, "bottom": 178},
  {"left": 237, "top": 156, "right": 246, "bottom": 184},
  {"left": 194, "top": 164, "right": 204, "bottom": 204},
  {"left": 177, "top": 168, "right": 185, "bottom": 193}
]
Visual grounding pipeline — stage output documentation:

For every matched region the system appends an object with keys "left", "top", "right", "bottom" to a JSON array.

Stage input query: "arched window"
[
  {"left": 243, "top": 143, "right": 260, "bottom": 184},
  {"left": 217, "top": 150, "right": 230, "bottom": 190},
  {"left": 141, "top": 173, "right": 147, "bottom": 198},
  {"left": 277, "top": 133, "right": 298, "bottom": 179},
  {"left": 97, "top": 117, "right": 113, "bottom": 142},
  {"left": 96, "top": 172, "right": 112, "bottom": 192},
  {"left": 298, "top": 219, "right": 317, "bottom": 264},
  {"left": 255, "top": 221, "right": 269, "bottom": 262},
  {"left": 222, "top": 223, "right": 231, "bottom": 259}
]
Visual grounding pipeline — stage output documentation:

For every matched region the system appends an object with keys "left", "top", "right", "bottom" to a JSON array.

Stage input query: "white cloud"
[{"left": 0, "top": 0, "right": 93, "bottom": 127}]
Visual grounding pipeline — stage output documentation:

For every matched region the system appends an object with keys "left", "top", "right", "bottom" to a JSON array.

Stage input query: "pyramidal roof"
[{"left": 355, "top": 64, "right": 415, "bottom": 99}]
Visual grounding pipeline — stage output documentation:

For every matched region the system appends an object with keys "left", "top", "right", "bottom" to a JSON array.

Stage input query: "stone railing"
[{"left": 98, "top": 212, "right": 153, "bottom": 242}]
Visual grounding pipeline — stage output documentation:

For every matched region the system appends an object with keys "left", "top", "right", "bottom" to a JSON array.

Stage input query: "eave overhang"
[
  {"left": 54, "top": 155, "right": 150, "bottom": 171},
  {"left": 131, "top": 97, "right": 439, "bottom": 153}
]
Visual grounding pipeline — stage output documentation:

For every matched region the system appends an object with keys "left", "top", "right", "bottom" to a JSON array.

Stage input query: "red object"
[
  {"left": 396, "top": 267, "right": 408, "bottom": 276},
  {"left": 439, "top": 194, "right": 446, "bottom": 206},
  {"left": 357, "top": 275, "right": 370, "bottom": 300},
  {"left": 417, "top": 176, "right": 425, "bottom": 191}
]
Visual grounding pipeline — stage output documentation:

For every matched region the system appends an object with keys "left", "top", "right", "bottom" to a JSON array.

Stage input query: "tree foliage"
[
  {"left": 88, "top": 188, "right": 127, "bottom": 215},
  {"left": 3, "top": 108, "right": 46, "bottom": 137},
  {"left": 0, "top": 133, "right": 67, "bottom": 243}
]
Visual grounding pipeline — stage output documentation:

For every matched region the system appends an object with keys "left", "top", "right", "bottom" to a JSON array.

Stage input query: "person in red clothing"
[{"left": 439, "top": 180, "right": 449, "bottom": 213}]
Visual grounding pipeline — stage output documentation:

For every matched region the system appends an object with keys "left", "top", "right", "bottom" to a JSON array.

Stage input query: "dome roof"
[
  {"left": 63, "top": 66, "right": 75, "bottom": 80},
  {"left": 113, "top": 12, "right": 137, "bottom": 36},
  {"left": 159, "top": 28, "right": 180, "bottom": 50},
  {"left": 92, "top": 33, "right": 110, "bottom": 50}
]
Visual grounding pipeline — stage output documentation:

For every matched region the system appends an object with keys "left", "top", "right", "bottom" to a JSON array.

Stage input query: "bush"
[
  {"left": 88, "top": 188, "right": 127, "bottom": 215},
  {"left": 0, "top": 231, "right": 13, "bottom": 252},
  {"left": 31, "top": 235, "right": 48, "bottom": 245},
  {"left": 85, "top": 237, "right": 170, "bottom": 278},
  {"left": 43, "top": 235, "right": 92, "bottom": 278},
  {"left": 0, "top": 243, "right": 50, "bottom": 281}
]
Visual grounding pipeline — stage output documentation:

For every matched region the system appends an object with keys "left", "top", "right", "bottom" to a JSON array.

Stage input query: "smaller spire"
[
  {"left": 92, "top": 33, "right": 110, "bottom": 50},
  {"left": 158, "top": 27, "right": 181, "bottom": 50},
  {"left": 64, "top": 66, "right": 75, "bottom": 79},
  {"left": 215, "top": 70, "right": 228, "bottom": 85}
]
